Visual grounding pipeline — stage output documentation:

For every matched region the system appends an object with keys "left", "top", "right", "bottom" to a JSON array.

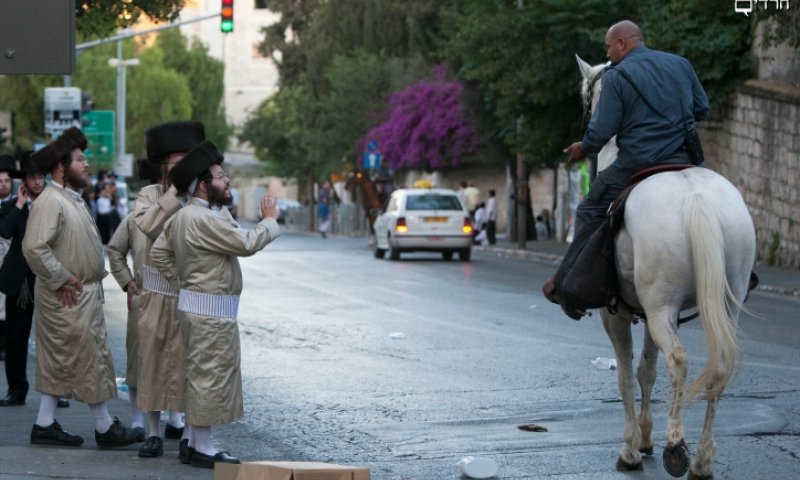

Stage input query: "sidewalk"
[
  {"left": 475, "top": 237, "right": 800, "bottom": 298},
  {"left": 0, "top": 277, "right": 211, "bottom": 479}
]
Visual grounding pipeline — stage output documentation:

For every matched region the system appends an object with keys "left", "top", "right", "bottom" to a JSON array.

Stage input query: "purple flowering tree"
[{"left": 364, "top": 66, "right": 478, "bottom": 170}]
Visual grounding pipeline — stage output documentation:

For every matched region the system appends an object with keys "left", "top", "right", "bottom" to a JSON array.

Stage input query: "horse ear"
[{"left": 575, "top": 54, "right": 593, "bottom": 81}]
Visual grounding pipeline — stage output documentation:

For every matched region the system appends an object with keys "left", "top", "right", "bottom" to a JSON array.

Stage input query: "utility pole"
[{"left": 516, "top": 0, "right": 527, "bottom": 249}]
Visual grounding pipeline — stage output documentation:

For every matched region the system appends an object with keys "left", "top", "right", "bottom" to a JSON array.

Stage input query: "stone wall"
[{"left": 701, "top": 80, "right": 800, "bottom": 268}]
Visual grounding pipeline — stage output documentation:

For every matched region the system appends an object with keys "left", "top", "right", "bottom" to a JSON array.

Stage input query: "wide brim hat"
[
  {"left": 31, "top": 127, "right": 88, "bottom": 174},
  {"left": 136, "top": 157, "right": 162, "bottom": 182},
  {"left": 10, "top": 151, "right": 35, "bottom": 179},
  {"left": 145, "top": 121, "right": 205, "bottom": 162},
  {"left": 0, "top": 154, "right": 15, "bottom": 174},
  {"left": 168, "top": 140, "right": 224, "bottom": 194}
]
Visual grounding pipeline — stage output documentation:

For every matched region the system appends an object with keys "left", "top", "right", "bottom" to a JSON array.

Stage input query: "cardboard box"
[{"left": 215, "top": 461, "right": 370, "bottom": 480}]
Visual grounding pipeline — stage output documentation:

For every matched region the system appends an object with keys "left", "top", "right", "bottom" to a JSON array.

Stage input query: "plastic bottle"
[
  {"left": 457, "top": 456, "right": 499, "bottom": 479},
  {"left": 591, "top": 357, "right": 617, "bottom": 370}
]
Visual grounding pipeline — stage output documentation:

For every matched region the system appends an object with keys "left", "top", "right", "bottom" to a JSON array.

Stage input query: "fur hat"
[
  {"left": 10, "top": 151, "right": 36, "bottom": 179},
  {"left": 168, "top": 141, "right": 224, "bottom": 194},
  {"left": 145, "top": 121, "right": 205, "bottom": 163},
  {"left": 31, "top": 127, "right": 88, "bottom": 174},
  {"left": 0, "top": 154, "right": 15, "bottom": 174},
  {"left": 136, "top": 157, "right": 162, "bottom": 182}
]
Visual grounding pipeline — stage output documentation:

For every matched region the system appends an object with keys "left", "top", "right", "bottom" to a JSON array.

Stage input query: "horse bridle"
[{"left": 582, "top": 66, "right": 611, "bottom": 129}]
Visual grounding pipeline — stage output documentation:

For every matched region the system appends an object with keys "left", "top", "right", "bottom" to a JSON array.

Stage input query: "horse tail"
[{"left": 683, "top": 191, "right": 741, "bottom": 403}]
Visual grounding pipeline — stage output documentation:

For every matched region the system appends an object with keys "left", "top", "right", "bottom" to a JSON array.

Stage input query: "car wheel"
[
  {"left": 388, "top": 235, "right": 401, "bottom": 261},
  {"left": 458, "top": 248, "right": 471, "bottom": 261},
  {"left": 442, "top": 251, "right": 453, "bottom": 261}
]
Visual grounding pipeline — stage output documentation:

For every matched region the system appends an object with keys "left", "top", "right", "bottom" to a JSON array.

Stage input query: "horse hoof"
[
  {"left": 662, "top": 439, "right": 690, "bottom": 478},
  {"left": 688, "top": 470, "right": 713, "bottom": 480},
  {"left": 639, "top": 444, "right": 654, "bottom": 455},
  {"left": 615, "top": 456, "right": 643, "bottom": 471}
]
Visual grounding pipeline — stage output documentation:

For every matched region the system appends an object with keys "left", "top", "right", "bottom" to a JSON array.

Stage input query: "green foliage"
[
  {"left": 77, "top": 0, "right": 185, "bottom": 38},
  {"left": 640, "top": 0, "right": 753, "bottom": 109}
]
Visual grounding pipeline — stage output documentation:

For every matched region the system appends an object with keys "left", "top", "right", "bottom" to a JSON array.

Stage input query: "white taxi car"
[{"left": 373, "top": 188, "right": 474, "bottom": 261}]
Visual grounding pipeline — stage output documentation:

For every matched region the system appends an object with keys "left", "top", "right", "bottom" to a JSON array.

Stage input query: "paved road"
[{"left": 0, "top": 231, "right": 798, "bottom": 479}]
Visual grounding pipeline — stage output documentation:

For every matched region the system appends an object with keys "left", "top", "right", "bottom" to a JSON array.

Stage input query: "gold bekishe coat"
[
  {"left": 22, "top": 184, "right": 116, "bottom": 403},
  {"left": 133, "top": 184, "right": 184, "bottom": 411},
  {"left": 106, "top": 213, "right": 149, "bottom": 388},
  {"left": 151, "top": 198, "right": 280, "bottom": 426}
]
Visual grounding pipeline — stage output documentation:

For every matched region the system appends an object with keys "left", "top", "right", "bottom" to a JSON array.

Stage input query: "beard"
[
  {"left": 64, "top": 165, "right": 89, "bottom": 190},
  {"left": 207, "top": 182, "right": 232, "bottom": 207}
]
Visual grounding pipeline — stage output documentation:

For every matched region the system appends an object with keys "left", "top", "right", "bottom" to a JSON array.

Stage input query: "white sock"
[
  {"left": 128, "top": 387, "right": 145, "bottom": 428},
  {"left": 192, "top": 425, "right": 217, "bottom": 456},
  {"left": 147, "top": 411, "right": 161, "bottom": 438},
  {"left": 35, "top": 394, "right": 59, "bottom": 427},
  {"left": 167, "top": 411, "right": 184, "bottom": 429},
  {"left": 182, "top": 423, "right": 192, "bottom": 442},
  {"left": 89, "top": 402, "right": 113, "bottom": 433}
]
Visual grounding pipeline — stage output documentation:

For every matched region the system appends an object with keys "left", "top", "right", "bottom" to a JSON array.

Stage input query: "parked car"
[
  {"left": 276, "top": 198, "right": 301, "bottom": 224},
  {"left": 373, "top": 188, "right": 473, "bottom": 261}
]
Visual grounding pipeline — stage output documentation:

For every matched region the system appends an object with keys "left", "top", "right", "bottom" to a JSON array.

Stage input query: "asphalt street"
[{"left": 0, "top": 231, "right": 798, "bottom": 479}]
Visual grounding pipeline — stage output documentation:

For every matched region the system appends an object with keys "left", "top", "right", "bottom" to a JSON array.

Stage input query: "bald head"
[{"left": 605, "top": 20, "right": 644, "bottom": 63}]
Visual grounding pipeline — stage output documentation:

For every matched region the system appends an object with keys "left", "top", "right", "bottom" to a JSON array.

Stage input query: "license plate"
[
  {"left": 427, "top": 237, "right": 444, "bottom": 241},
  {"left": 424, "top": 216, "right": 448, "bottom": 223}
]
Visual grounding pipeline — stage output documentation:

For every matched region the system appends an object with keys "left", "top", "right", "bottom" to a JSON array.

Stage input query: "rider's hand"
[{"left": 563, "top": 142, "right": 587, "bottom": 165}]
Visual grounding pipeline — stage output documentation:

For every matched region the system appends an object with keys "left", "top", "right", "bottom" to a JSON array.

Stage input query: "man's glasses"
[{"left": 212, "top": 171, "right": 227, "bottom": 179}]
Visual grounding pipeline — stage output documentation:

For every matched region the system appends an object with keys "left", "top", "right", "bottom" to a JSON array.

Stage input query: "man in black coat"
[
  {"left": 0, "top": 154, "right": 15, "bottom": 362},
  {"left": 0, "top": 153, "right": 46, "bottom": 406}
]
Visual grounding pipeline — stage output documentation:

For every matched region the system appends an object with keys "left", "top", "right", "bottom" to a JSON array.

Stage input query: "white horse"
[{"left": 574, "top": 55, "right": 756, "bottom": 479}]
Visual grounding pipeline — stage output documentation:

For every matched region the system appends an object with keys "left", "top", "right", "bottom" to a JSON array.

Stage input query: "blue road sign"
[{"left": 363, "top": 151, "right": 382, "bottom": 169}]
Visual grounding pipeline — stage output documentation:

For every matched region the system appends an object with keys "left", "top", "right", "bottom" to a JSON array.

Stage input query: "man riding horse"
[{"left": 543, "top": 20, "right": 709, "bottom": 318}]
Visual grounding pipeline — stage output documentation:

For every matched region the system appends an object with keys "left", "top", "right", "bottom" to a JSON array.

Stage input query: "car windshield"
[{"left": 406, "top": 194, "right": 462, "bottom": 211}]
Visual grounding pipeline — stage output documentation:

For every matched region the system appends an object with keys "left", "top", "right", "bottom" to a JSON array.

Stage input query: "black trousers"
[
  {"left": 4, "top": 294, "right": 33, "bottom": 399},
  {"left": 486, "top": 220, "right": 496, "bottom": 245}
]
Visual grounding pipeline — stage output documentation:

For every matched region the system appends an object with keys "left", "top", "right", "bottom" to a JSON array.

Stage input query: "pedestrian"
[
  {"left": 105, "top": 158, "right": 163, "bottom": 441},
  {"left": 150, "top": 141, "right": 281, "bottom": 468},
  {"left": 133, "top": 121, "right": 205, "bottom": 459},
  {"left": 0, "top": 155, "right": 14, "bottom": 362},
  {"left": 95, "top": 183, "right": 114, "bottom": 245},
  {"left": 543, "top": 20, "right": 709, "bottom": 317},
  {"left": 485, "top": 189, "right": 497, "bottom": 245},
  {"left": 535, "top": 215, "right": 548, "bottom": 240},
  {"left": 22, "top": 127, "right": 141, "bottom": 447},
  {"left": 0, "top": 153, "right": 47, "bottom": 407},
  {"left": 317, "top": 180, "right": 332, "bottom": 238},
  {"left": 463, "top": 181, "right": 481, "bottom": 218},
  {"left": 472, "top": 202, "right": 487, "bottom": 245}
]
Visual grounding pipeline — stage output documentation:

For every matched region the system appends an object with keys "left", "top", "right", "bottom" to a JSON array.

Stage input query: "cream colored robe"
[
  {"left": 106, "top": 212, "right": 148, "bottom": 388},
  {"left": 21, "top": 184, "right": 115, "bottom": 403},
  {"left": 133, "top": 184, "right": 185, "bottom": 411},
  {"left": 151, "top": 198, "right": 280, "bottom": 426}
]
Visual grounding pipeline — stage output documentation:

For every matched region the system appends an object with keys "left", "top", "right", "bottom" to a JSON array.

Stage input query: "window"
[
  {"left": 255, "top": 0, "right": 267, "bottom": 9},
  {"left": 406, "top": 194, "right": 462, "bottom": 211}
]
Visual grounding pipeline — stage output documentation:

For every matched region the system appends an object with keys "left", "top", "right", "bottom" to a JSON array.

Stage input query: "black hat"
[
  {"left": 0, "top": 154, "right": 15, "bottom": 174},
  {"left": 136, "top": 157, "right": 162, "bottom": 182},
  {"left": 10, "top": 151, "right": 36, "bottom": 179},
  {"left": 145, "top": 121, "right": 205, "bottom": 163},
  {"left": 168, "top": 141, "right": 224, "bottom": 194},
  {"left": 31, "top": 127, "right": 88, "bottom": 174}
]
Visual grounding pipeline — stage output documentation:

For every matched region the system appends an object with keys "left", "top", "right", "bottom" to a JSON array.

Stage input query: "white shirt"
[
  {"left": 486, "top": 197, "right": 497, "bottom": 221},
  {"left": 96, "top": 196, "right": 112, "bottom": 215}
]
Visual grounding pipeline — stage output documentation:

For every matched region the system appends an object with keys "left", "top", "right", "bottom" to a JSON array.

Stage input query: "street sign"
[
  {"left": 44, "top": 87, "right": 82, "bottom": 138},
  {"left": 363, "top": 151, "right": 382, "bottom": 169},
  {"left": 82, "top": 110, "right": 115, "bottom": 168}
]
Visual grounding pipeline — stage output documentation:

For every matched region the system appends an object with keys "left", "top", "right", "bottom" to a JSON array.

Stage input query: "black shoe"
[
  {"left": 138, "top": 436, "right": 164, "bottom": 457},
  {"left": 179, "top": 439, "right": 192, "bottom": 465},
  {"left": 190, "top": 450, "right": 240, "bottom": 468},
  {"left": 56, "top": 398, "right": 70, "bottom": 408},
  {"left": 30, "top": 420, "right": 84, "bottom": 446},
  {"left": 95, "top": 417, "right": 140, "bottom": 448},
  {"left": 164, "top": 423, "right": 184, "bottom": 439},
  {"left": 0, "top": 394, "right": 25, "bottom": 406},
  {"left": 131, "top": 426, "right": 146, "bottom": 442}
]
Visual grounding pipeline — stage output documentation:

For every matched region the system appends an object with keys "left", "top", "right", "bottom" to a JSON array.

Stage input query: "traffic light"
[{"left": 221, "top": 0, "right": 234, "bottom": 33}]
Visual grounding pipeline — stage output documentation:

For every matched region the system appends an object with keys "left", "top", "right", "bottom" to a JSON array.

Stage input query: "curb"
[{"left": 474, "top": 246, "right": 799, "bottom": 299}]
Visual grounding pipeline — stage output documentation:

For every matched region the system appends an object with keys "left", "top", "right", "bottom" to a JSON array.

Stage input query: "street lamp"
[{"left": 108, "top": 45, "right": 139, "bottom": 176}]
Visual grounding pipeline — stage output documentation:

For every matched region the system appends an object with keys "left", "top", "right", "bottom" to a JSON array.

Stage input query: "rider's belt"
[
  {"left": 142, "top": 265, "right": 178, "bottom": 297},
  {"left": 178, "top": 289, "right": 240, "bottom": 319}
]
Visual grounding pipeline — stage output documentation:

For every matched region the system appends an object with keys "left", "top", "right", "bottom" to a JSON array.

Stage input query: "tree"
[
  {"left": 364, "top": 66, "right": 478, "bottom": 170},
  {"left": 77, "top": 1, "right": 185, "bottom": 38}
]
